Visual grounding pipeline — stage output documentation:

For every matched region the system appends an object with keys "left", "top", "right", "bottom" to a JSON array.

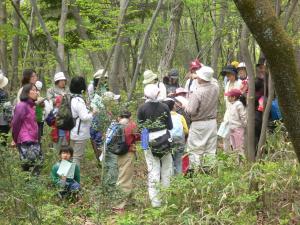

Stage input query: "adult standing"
[
  {"left": 184, "top": 59, "right": 202, "bottom": 95},
  {"left": 46, "top": 72, "right": 70, "bottom": 150},
  {"left": 137, "top": 84, "right": 173, "bottom": 207},
  {"left": 16, "top": 69, "right": 38, "bottom": 104},
  {"left": 185, "top": 66, "right": 219, "bottom": 168},
  {"left": 0, "top": 70, "right": 12, "bottom": 141},
  {"left": 70, "top": 76, "right": 93, "bottom": 166},
  {"left": 164, "top": 69, "right": 180, "bottom": 96},
  {"left": 142, "top": 70, "right": 167, "bottom": 101},
  {"left": 87, "top": 69, "right": 108, "bottom": 101},
  {"left": 12, "top": 84, "right": 43, "bottom": 175}
]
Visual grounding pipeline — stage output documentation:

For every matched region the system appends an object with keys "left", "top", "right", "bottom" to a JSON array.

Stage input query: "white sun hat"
[
  {"left": 144, "top": 83, "right": 160, "bottom": 100},
  {"left": 237, "top": 62, "right": 246, "bottom": 68},
  {"left": 94, "top": 69, "right": 108, "bottom": 79},
  {"left": 196, "top": 66, "right": 214, "bottom": 82},
  {"left": 35, "top": 81, "right": 43, "bottom": 91},
  {"left": 0, "top": 70, "right": 8, "bottom": 89},
  {"left": 54, "top": 72, "right": 67, "bottom": 82},
  {"left": 143, "top": 70, "right": 158, "bottom": 85}
]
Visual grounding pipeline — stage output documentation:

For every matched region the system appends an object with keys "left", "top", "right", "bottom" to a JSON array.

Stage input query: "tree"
[
  {"left": 0, "top": 0, "right": 8, "bottom": 77},
  {"left": 157, "top": 0, "right": 183, "bottom": 77},
  {"left": 11, "top": 0, "right": 20, "bottom": 91},
  {"left": 233, "top": 0, "right": 300, "bottom": 161}
]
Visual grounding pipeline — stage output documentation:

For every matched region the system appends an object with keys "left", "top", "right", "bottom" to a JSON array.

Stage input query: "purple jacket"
[{"left": 12, "top": 100, "right": 38, "bottom": 144}]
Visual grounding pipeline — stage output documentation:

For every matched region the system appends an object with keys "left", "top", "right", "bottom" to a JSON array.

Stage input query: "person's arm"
[
  {"left": 75, "top": 98, "right": 93, "bottom": 121},
  {"left": 11, "top": 104, "right": 27, "bottom": 143},
  {"left": 50, "top": 163, "right": 61, "bottom": 185},
  {"left": 180, "top": 115, "right": 189, "bottom": 136},
  {"left": 166, "top": 109, "right": 173, "bottom": 130},
  {"left": 74, "top": 164, "right": 80, "bottom": 184},
  {"left": 185, "top": 93, "right": 200, "bottom": 116},
  {"left": 238, "top": 103, "right": 247, "bottom": 127}
]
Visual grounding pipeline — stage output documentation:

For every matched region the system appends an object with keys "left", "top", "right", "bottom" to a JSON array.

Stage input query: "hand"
[{"left": 61, "top": 176, "right": 67, "bottom": 181}]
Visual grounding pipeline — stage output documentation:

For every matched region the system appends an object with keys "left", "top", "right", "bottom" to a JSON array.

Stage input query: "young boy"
[
  {"left": 163, "top": 98, "right": 188, "bottom": 175},
  {"left": 112, "top": 111, "right": 140, "bottom": 213},
  {"left": 51, "top": 146, "right": 80, "bottom": 198}
]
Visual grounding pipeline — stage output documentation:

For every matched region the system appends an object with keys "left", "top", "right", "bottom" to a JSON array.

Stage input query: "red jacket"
[{"left": 124, "top": 120, "right": 140, "bottom": 152}]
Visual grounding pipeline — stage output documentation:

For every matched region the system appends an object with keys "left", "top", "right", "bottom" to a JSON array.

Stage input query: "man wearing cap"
[
  {"left": 143, "top": 70, "right": 167, "bottom": 101},
  {"left": 184, "top": 66, "right": 219, "bottom": 168},
  {"left": 47, "top": 72, "right": 69, "bottom": 101}
]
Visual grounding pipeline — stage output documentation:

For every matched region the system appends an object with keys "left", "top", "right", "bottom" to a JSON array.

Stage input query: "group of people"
[{"left": 0, "top": 56, "right": 276, "bottom": 212}]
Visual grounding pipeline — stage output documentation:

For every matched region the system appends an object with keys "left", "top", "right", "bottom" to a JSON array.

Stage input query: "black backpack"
[
  {"left": 56, "top": 95, "right": 79, "bottom": 131},
  {"left": 106, "top": 123, "right": 129, "bottom": 155}
]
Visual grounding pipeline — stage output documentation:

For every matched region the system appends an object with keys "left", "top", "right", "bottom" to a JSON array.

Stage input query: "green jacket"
[{"left": 51, "top": 161, "right": 80, "bottom": 186}]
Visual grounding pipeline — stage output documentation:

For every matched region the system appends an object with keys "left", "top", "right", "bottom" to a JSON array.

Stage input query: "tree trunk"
[
  {"left": 127, "top": 0, "right": 164, "bottom": 101},
  {"left": 109, "top": 0, "right": 130, "bottom": 94},
  {"left": 0, "top": 0, "right": 8, "bottom": 76},
  {"left": 71, "top": 3, "right": 103, "bottom": 71},
  {"left": 283, "top": 0, "right": 298, "bottom": 29},
  {"left": 11, "top": 0, "right": 20, "bottom": 91},
  {"left": 30, "top": 0, "right": 67, "bottom": 78},
  {"left": 240, "top": 23, "right": 256, "bottom": 162},
  {"left": 22, "top": 7, "right": 34, "bottom": 69},
  {"left": 211, "top": 0, "right": 227, "bottom": 77},
  {"left": 233, "top": 0, "right": 300, "bottom": 161},
  {"left": 56, "top": 0, "right": 68, "bottom": 73},
  {"left": 157, "top": 0, "right": 183, "bottom": 77}
]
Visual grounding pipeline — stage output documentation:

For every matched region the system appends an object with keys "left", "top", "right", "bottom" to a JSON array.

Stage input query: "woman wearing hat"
[
  {"left": 220, "top": 65, "right": 242, "bottom": 152},
  {"left": 184, "top": 59, "right": 202, "bottom": 96},
  {"left": 164, "top": 68, "right": 180, "bottom": 96},
  {"left": 47, "top": 72, "right": 69, "bottom": 101},
  {"left": 87, "top": 69, "right": 108, "bottom": 101},
  {"left": 142, "top": 70, "right": 167, "bottom": 101},
  {"left": 0, "top": 70, "right": 12, "bottom": 141}
]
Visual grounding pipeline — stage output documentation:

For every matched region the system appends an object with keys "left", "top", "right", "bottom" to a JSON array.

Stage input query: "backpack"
[
  {"left": 170, "top": 113, "right": 184, "bottom": 142},
  {"left": 106, "top": 123, "right": 129, "bottom": 155},
  {"left": 56, "top": 95, "right": 79, "bottom": 131},
  {"left": 271, "top": 98, "right": 282, "bottom": 121}
]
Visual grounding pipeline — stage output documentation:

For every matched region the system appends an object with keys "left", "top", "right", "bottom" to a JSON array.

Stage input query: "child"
[
  {"left": 51, "top": 146, "right": 80, "bottom": 198},
  {"left": 225, "top": 89, "right": 247, "bottom": 156},
  {"left": 112, "top": 111, "right": 140, "bottom": 213},
  {"left": 163, "top": 98, "right": 188, "bottom": 174}
]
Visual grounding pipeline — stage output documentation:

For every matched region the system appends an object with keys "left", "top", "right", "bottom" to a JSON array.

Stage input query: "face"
[
  {"left": 228, "top": 96, "right": 236, "bottom": 103},
  {"left": 57, "top": 80, "right": 66, "bottom": 88},
  {"left": 257, "top": 65, "right": 266, "bottom": 79},
  {"left": 226, "top": 73, "right": 236, "bottom": 82},
  {"left": 169, "top": 77, "right": 178, "bottom": 85},
  {"left": 28, "top": 86, "right": 38, "bottom": 101},
  {"left": 61, "top": 151, "right": 71, "bottom": 160},
  {"left": 30, "top": 72, "right": 38, "bottom": 84},
  {"left": 238, "top": 68, "right": 247, "bottom": 80}
]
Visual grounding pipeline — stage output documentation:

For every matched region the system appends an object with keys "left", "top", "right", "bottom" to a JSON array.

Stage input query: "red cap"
[
  {"left": 189, "top": 59, "right": 202, "bottom": 72},
  {"left": 225, "top": 89, "right": 242, "bottom": 97}
]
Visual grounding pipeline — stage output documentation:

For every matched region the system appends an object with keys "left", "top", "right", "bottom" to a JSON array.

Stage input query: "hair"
[
  {"left": 70, "top": 76, "right": 86, "bottom": 94},
  {"left": 59, "top": 145, "right": 74, "bottom": 157},
  {"left": 163, "top": 99, "right": 175, "bottom": 111},
  {"left": 21, "top": 69, "right": 36, "bottom": 86},
  {"left": 55, "top": 80, "right": 66, "bottom": 86},
  {"left": 119, "top": 110, "right": 132, "bottom": 119},
  {"left": 239, "top": 94, "right": 247, "bottom": 107},
  {"left": 20, "top": 84, "right": 36, "bottom": 101},
  {"left": 93, "top": 78, "right": 99, "bottom": 91}
]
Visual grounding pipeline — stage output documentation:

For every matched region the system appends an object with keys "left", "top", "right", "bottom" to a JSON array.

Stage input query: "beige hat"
[
  {"left": 0, "top": 70, "right": 8, "bottom": 89},
  {"left": 196, "top": 66, "right": 214, "bottom": 82},
  {"left": 143, "top": 70, "right": 158, "bottom": 85},
  {"left": 54, "top": 72, "right": 67, "bottom": 82},
  {"left": 94, "top": 69, "right": 108, "bottom": 79}
]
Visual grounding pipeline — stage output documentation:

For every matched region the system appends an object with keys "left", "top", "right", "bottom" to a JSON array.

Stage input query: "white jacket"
[
  {"left": 71, "top": 96, "right": 93, "bottom": 140},
  {"left": 228, "top": 101, "right": 247, "bottom": 129}
]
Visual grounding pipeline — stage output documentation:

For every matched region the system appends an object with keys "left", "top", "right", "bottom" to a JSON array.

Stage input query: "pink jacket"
[{"left": 12, "top": 100, "right": 38, "bottom": 144}]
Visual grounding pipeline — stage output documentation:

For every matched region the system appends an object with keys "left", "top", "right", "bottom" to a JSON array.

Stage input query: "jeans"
[{"left": 172, "top": 143, "right": 185, "bottom": 175}]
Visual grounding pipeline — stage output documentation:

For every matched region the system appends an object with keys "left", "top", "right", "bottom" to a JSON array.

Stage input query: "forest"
[{"left": 1, "top": 0, "right": 300, "bottom": 224}]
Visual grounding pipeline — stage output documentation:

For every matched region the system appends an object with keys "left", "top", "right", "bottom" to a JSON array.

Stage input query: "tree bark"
[
  {"left": 233, "top": 0, "right": 300, "bottom": 161},
  {"left": 283, "top": 0, "right": 298, "bottom": 29},
  {"left": 22, "top": 7, "right": 34, "bottom": 69},
  {"left": 0, "top": 0, "right": 8, "bottom": 76},
  {"left": 240, "top": 23, "right": 256, "bottom": 162},
  {"left": 157, "top": 0, "right": 183, "bottom": 77},
  {"left": 109, "top": 0, "right": 130, "bottom": 94},
  {"left": 56, "top": 0, "right": 68, "bottom": 73},
  {"left": 30, "top": 0, "right": 67, "bottom": 78},
  {"left": 11, "top": 0, "right": 20, "bottom": 91},
  {"left": 127, "top": 0, "right": 163, "bottom": 101},
  {"left": 211, "top": 0, "right": 227, "bottom": 77},
  {"left": 71, "top": 2, "right": 103, "bottom": 71}
]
